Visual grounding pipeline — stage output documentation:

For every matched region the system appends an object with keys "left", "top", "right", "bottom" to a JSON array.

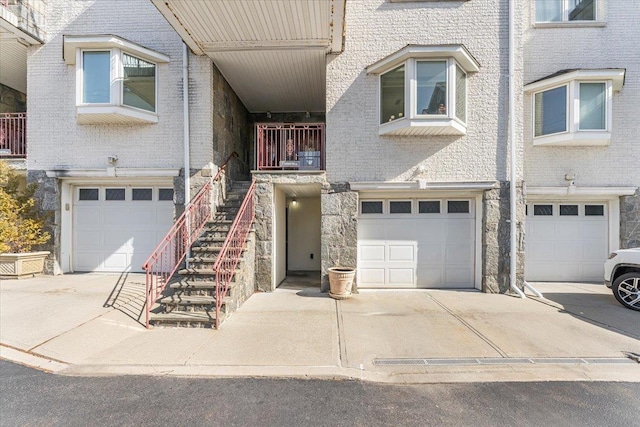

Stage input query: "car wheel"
[{"left": 612, "top": 272, "right": 640, "bottom": 311}]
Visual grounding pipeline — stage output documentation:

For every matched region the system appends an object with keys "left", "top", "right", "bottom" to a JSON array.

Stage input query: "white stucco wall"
[
  {"left": 326, "top": 0, "right": 520, "bottom": 184},
  {"left": 26, "top": 0, "right": 214, "bottom": 171},
  {"left": 288, "top": 197, "right": 321, "bottom": 271},
  {"left": 523, "top": 0, "right": 640, "bottom": 188}
]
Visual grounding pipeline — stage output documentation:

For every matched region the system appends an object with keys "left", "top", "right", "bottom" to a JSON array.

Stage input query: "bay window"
[
  {"left": 525, "top": 69, "right": 625, "bottom": 146},
  {"left": 64, "top": 35, "right": 169, "bottom": 124},
  {"left": 536, "top": 0, "right": 597, "bottom": 23},
  {"left": 368, "top": 45, "right": 479, "bottom": 136}
]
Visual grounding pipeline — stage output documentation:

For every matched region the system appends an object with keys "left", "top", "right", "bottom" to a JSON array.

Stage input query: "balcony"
[
  {"left": 256, "top": 123, "right": 325, "bottom": 171},
  {"left": 0, "top": 113, "right": 26, "bottom": 158}
]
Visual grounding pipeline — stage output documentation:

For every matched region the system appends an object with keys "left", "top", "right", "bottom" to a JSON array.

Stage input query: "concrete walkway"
[{"left": 1, "top": 273, "right": 638, "bottom": 383}]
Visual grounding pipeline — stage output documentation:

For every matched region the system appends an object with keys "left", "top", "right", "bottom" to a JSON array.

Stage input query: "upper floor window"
[
  {"left": 64, "top": 35, "right": 169, "bottom": 124},
  {"left": 536, "top": 0, "right": 596, "bottom": 23},
  {"left": 368, "top": 45, "right": 479, "bottom": 136},
  {"left": 525, "top": 69, "right": 625, "bottom": 146}
]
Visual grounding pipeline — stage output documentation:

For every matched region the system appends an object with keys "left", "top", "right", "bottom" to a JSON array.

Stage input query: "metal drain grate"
[{"left": 373, "top": 357, "right": 638, "bottom": 366}]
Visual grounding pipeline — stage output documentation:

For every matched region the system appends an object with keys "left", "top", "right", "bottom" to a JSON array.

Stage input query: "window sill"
[
  {"left": 533, "top": 132, "right": 610, "bottom": 147},
  {"left": 379, "top": 117, "right": 466, "bottom": 136},
  {"left": 533, "top": 21, "right": 606, "bottom": 29},
  {"left": 76, "top": 105, "right": 158, "bottom": 125}
]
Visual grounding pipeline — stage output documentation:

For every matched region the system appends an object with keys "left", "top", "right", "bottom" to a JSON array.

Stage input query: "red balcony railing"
[
  {"left": 256, "top": 123, "right": 324, "bottom": 171},
  {"left": 0, "top": 113, "right": 27, "bottom": 158}
]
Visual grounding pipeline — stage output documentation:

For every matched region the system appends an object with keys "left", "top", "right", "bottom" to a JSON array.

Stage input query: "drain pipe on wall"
[
  {"left": 508, "top": 0, "right": 525, "bottom": 299},
  {"left": 183, "top": 43, "right": 191, "bottom": 207}
]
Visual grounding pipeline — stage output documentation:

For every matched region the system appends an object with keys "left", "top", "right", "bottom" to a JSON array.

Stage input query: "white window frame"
[
  {"left": 64, "top": 35, "right": 169, "bottom": 124},
  {"left": 534, "top": 0, "right": 598, "bottom": 23},
  {"left": 525, "top": 69, "right": 624, "bottom": 146},
  {"left": 367, "top": 45, "right": 479, "bottom": 136}
]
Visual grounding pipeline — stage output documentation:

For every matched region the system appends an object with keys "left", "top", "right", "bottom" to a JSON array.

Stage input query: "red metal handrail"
[
  {"left": 214, "top": 179, "right": 255, "bottom": 329},
  {"left": 256, "top": 123, "right": 324, "bottom": 171},
  {"left": 0, "top": 113, "right": 27, "bottom": 158},
  {"left": 142, "top": 151, "right": 238, "bottom": 328}
]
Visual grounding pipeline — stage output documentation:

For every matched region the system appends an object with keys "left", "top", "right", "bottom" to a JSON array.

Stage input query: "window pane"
[
  {"left": 416, "top": 61, "right": 447, "bottom": 115},
  {"left": 536, "top": 0, "right": 563, "bottom": 22},
  {"left": 362, "top": 201, "right": 383, "bottom": 214},
  {"left": 585, "top": 205, "right": 604, "bottom": 216},
  {"left": 569, "top": 0, "right": 595, "bottom": 21},
  {"left": 83, "top": 51, "right": 110, "bottom": 103},
  {"left": 533, "top": 204, "right": 553, "bottom": 216},
  {"left": 390, "top": 201, "right": 411, "bottom": 214},
  {"left": 132, "top": 188, "right": 152, "bottom": 201},
  {"left": 534, "top": 86, "right": 567, "bottom": 136},
  {"left": 105, "top": 188, "right": 125, "bottom": 201},
  {"left": 447, "top": 200, "right": 469, "bottom": 214},
  {"left": 418, "top": 201, "right": 440, "bottom": 214},
  {"left": 381, "top": 65, "right": 405, "bottom": 124},
  {"left": 580, "top": 83, "right": 605, "bottom": 130},
  {"left": 123, "top": 54, "right": 156, "bottom": 112},
  {"left": 158, "top": 188, "right": 174, "bottom": 201},
  {"left": 560, "top": 205, "right": 579, "bottom": 216},
  {"left": 79, "top": 188, "right": 99, "bottom": 201},
  {"left": 455, "top": 65, "right": 466, "bottom": 122}
]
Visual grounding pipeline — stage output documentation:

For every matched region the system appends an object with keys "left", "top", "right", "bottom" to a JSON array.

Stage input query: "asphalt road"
[{"left": 1, "top": 360, "right": 638, "bottom": 427}]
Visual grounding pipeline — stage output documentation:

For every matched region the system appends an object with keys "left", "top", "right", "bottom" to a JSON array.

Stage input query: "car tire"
[{"left": 611, "top": 272, "right": 640, "bottom": 311}]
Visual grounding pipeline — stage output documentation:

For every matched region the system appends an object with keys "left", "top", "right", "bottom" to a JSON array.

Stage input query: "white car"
[{"left": 604, "top": 248, "right": 640, "bottom": 311}]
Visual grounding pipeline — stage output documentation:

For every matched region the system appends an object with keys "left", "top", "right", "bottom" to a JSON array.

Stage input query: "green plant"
[{"left": 0, "top": 161, "right": 50, "bottom": 253}]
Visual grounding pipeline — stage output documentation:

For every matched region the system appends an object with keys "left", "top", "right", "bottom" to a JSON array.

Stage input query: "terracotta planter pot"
[
  {"left": 328, "top": 267, "right": 356, "bottom": 299},
  {"left": 0, "top": 251, "right": 50, "bottom": 279}
]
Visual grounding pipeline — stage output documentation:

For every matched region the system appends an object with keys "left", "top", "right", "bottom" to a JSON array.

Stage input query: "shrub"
[{"left": 0, "top": 161, "right": 50, "bottom": 253}]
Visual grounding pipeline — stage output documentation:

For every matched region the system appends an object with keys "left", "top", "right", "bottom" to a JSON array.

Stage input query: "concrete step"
[
  {"left": 178, "top": 267, "right": 234, "bottom": 276},
  {"left": 149, "top": 311, "right": 222, "bottom": 328},
  {"left": 159, "top": 294, "right": 232, "bottom": 312}
]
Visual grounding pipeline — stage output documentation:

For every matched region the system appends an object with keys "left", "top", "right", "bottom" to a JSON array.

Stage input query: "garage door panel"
[
  {"left": 74, "top": 185, "right": 174, "bottom": 273},
  {"left": 525, "top": 202, "right": 608, "bottom": 281},
  {"left": 388, "top": 244, "right": 415, "bottom": 262},
  {"left": 358, "top": 198, "right": 475, "bottom": 289}
]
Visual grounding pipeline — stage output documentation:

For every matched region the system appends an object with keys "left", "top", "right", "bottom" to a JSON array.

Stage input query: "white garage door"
[
  {"left": 525, "top": 202, "right": 608, "bottom": 281},
  {"left": 358, "top": 198, "right": 475, "bottom": 288},
  {"left": 74, "top": 186, "right": 174, "bottom": 272}
]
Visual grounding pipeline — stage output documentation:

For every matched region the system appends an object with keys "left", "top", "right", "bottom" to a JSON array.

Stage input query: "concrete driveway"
[{"left": 1, "top": 274, "right": 638, "bottom": 383}]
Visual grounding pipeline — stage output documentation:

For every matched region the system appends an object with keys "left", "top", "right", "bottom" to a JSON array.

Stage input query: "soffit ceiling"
[{"left": 151, "top": 0, "right": 345, "bottom": 113}]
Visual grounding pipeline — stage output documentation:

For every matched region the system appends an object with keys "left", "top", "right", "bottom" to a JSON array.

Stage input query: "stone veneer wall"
[
  {"left": 320, "top": 183, "right": 358, "bottom": 293},
  {"left": 27, "top": 170, "right": 59, "bottom": 274},
  {"left": 621, "top": 189, "right": 640, "bottom": 249},
  {"left": 483, "top": 182, "right": 525, "bottom": 293}
]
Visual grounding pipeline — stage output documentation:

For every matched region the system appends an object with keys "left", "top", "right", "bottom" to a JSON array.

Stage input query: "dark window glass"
[
  {"left": 447, "top": 200, "right": 469, "bottom": 214},
  {"left": 418, "top": 201, "right": 440, "bottom": 214},
  {"left": 390, "top": 201, "right": 412, "bottom": 214},
  {"left": 132, "top": 188, "right": 153, "bottom": 201},
  {"left": 158, "top": 188, "right": 174, "bottom": 201},
  {"left": 585, "top": 205, "right": 605, "bottom": 216},
  {"left": 361, "top": 201, "right": 383, "bottom": 214},
  {"left": 79, "top": 188, "right": 99, "bottom": 201},
  {"left": 105, "top": 188, "right": 125, "bottom": 201},
  {"left": 560, "top": 205, "right": 579, "bottom": 216},
  {"left": 533, "top": 204, "right": 553, "bottom": 216}
]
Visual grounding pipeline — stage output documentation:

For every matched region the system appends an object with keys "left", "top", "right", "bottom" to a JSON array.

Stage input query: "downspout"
[
  {"left": 183, "top": 43, "right": 191, "bottom": 207},
  {"left": 508, "top": 0, "right": 525, "bottom": 299},
  {"left": 183, "top": 43, "right": 191, "bottom": 267}
]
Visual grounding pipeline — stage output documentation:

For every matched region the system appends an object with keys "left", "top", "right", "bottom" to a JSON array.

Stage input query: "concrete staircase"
[{"left": 149, "top": 181, "right": 255, "bottom": 328}]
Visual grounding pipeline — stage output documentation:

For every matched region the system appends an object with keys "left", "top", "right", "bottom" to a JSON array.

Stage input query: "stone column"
[
  {"left": 321, "top": 183, "right": 358, "bottom": 292},
  {"left": 620, "top": 189, "right": 640, "bottom": 249},
  {"left": 253, "top": 180, "right": 274, "bottom": 292},
  {"left": 482, "top": 181, "right": 525, "bottom": 293},
  {"left": 27, "top": 170, "right": 60, "bottom": 274}
]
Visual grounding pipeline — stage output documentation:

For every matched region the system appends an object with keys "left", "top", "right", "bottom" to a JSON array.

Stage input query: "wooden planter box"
[{"left": 0, "top": 251, "right": 50, "bottom": 279}]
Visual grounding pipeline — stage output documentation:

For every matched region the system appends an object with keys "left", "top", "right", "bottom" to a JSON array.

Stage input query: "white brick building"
[{"left": 1, "top": 0, "right": 637, "bottom": 296}]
